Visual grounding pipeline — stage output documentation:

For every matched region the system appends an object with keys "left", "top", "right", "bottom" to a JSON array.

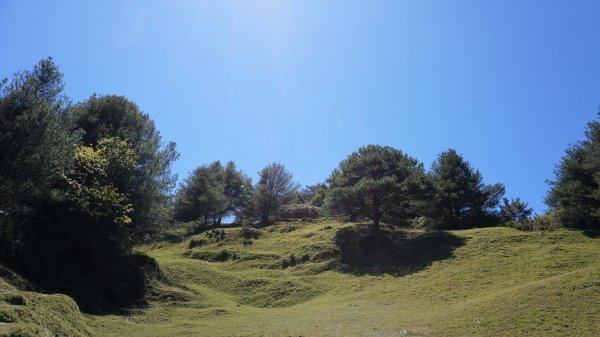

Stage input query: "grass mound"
[{"left": 0, "top": 270, "right": 92, "bottom": 337}]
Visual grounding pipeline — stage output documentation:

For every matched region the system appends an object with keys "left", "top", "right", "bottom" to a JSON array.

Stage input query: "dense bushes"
[{"left": 278, "top": 204, "right": 321, "bottom": 219}]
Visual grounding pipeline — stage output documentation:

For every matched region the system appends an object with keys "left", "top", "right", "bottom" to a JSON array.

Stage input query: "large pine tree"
[{"left": 546, "top": 113, "right": 600, "bottom": 229}]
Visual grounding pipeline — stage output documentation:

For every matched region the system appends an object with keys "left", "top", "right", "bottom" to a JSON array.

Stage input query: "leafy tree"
[
  {"left": 546, "top": 113, "right": 600, "bottom": 229},
  {"left": 175, "top": 161, "right": 252, "bottom": 225},
  {"left": 175, "top": 162, "right": 227, "bottom": 224},
  {"left": 499, "top": 197, "right": 533, "bottom": 223},
  {"left": 0, "top": 58, "right": 78, "bottom": 259},
  {"left": 62, "top": 137, "right": 137, "bottom": 251},
  {"left": 252, "top": 163, "right": 299, "bottom": 226},
  {"left": 73, "top": 95, "right": 179, "bottom": 236},
  {"left": 430, "top": 149, "right": 505, "bottom": 227},
  {"left": 327, "top": 145, "right": 429, "bottom": 231},
  {"left": 222, "top": 161, "right": 254, "bottom": 223},
  {"left": 299, "top": 183, "right": 328, "bottom": 207}
]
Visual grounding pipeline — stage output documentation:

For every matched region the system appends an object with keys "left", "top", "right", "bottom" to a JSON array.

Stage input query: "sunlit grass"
[{"left": 2, "top": 220, "right": 600, "bottom": 336}]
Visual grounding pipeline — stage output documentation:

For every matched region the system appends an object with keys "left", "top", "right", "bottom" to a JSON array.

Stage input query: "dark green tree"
[
  {"left": 546, "top": 113, "right": 600, "bottom": 229},
  {"left": 327, "top": 145, "right": 429, "bottom": 231},
  {"left": 73, "top": 95, "right": 179, "bottom": 237},
  {"left": 299, "top": 183, "right": 328, "bottom": 207},
  {"left": 0, "top": 58, "right": 78, "bottom": 259},
  {"left": 0, "top": 59, "right": 159, "bottom": 308},
  {"left": 174, "top": 161, "right": 252, "bottom": 225},
  {"left": 430, "top": 149, "right": 505, "bottom": 227},
  {"left": 499, "top": 197, "right": 533, "bottom": 223},
  {"left": 253, "top": 163, "right": 299, "bottom": 226},
  {"left": 175, "top": 162, "right": 227, "bottom": 224},
  {"left": 222, "top": 161, "right": 254, "bottom": 223}
]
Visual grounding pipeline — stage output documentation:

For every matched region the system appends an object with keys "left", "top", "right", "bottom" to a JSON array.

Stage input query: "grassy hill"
[{"left": 2, "top": 220, "right": 600, "bottom": 336}]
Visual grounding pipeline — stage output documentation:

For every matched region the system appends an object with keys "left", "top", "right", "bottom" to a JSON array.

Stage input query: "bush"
[
  {"left": 410, "top": 216, "right": 440, "bottom": 231},
  {"left": 300, "top": 254, "right": 310, "bottom": 263},
  {"left": 280, "top": 254, "right": 310, "bottom": 269},
  {"left": 188, "top": 250, "right": 237, "bottom": 262},
  {"left": 288, "top": 255, "right": 298, "bottom": 267},
  {"left": 278, "top": 204, "right": 321, "bottom": 219},
  {"left": 189, "top": 239, "right": 205, "bottom": 249},
  {"left": 507, "top": 211, "right": 563, "bottom": 231},
  {"left": 0, "top": 309, "right": 17, "bottom": 323},
  {"left": 206, "top": 229, "right": 226, "bottom": 242},
  {"left": 3, "top": 294, "right": 26, "bottom": 306}
]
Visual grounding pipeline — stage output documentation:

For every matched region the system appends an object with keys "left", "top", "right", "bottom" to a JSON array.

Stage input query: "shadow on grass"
[
  {"left": 10, "top": 253, "right": 163, "bottom": 316},
  {"left": 333, "top": 224, "right": 466, "bottom": 276},
  {"left": 582, "top": 229, "right": 600, "bottom": 238}
]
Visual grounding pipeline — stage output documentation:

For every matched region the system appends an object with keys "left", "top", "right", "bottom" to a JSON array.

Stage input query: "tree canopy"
[
  {"left": 430, "top": 149, "right": 505, "bottom": 228},
  {"left": 0, "top": 59, "right": 179, "bottom": 308},
  {"left": 546, "top": 113, "right": 600, "bottom": 229},
  {"left": 0, "top": 58, "right": 78, "bottom": 259},
  {"left": 174, "top": 161, "right": 252, "bottom": 225},
  {"left": 327, "top": 145, "right": 429, "bottom": 231},
  {"left": 73, "top": 94, "right": 179, "bottom": 236},
  {"left": 252, "top": 163, "right": 299, "bottom": 225}
]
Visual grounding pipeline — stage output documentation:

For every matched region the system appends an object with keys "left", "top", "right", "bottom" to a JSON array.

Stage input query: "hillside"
[{"left": 2, "top": 220, "right": 600, "bottom": 336}]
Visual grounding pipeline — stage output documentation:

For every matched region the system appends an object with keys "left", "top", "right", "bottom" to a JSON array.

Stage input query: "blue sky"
[{"left": 2, "top": 1, "right": 600, "bottom": 213}]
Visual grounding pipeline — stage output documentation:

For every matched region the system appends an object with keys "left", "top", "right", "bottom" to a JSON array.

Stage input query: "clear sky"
[{"left": 2, "top": 0, "right": 600, "bottom": 213}]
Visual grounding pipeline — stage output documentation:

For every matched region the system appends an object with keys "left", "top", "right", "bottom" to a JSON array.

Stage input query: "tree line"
[
  {"left": 174, "top": 146, "right": 530, "bottom": 232},
  {"left": 0, "top": 58, "right": 598, "bottom": 307}
]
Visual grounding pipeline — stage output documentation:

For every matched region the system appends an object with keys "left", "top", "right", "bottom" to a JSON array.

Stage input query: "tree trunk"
[
  {"left": 371, "top": 212, "right": 381, "bottom": 232},
  {"left": 372, "top": 217, "right": 380, "bottom": 232},
  {"left": 371, "top": 198, "right": 381, "bottom": 232}
]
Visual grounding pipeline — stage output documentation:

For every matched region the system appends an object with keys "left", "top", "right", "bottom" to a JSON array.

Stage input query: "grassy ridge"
[{"left": 2, "top": 220, "right": 600, "bottom": 336}]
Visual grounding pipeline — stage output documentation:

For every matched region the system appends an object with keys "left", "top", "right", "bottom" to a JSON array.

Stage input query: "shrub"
[
  {"left": 300, "top": 254, "right": 310, "bottom": 263},
  {"left": 0, "top": 309, "right": 17, "bottom": 323},
  {"left": 278, "top": 204, "right": 321, "bottom": 219},
  {"left": 189, "top": 239, "right": 205, "bottom": 249},
  {"left": 507, "top": 211, "right": 563, "bottom": 231},
  {"left": 280, "top": 254, "right": 310, "bottom": 269},
  {"left": 241, "top": 227, "right": 258, "bottom": 239},
  {"left": 410, "top": 216, "right": 439, "bottom": 231},
  {"left": 288, "top": 255, "right": 298, "bottom": 267},
  {"left": 3, "top": 294, "right": 26, "bottom": 306}
]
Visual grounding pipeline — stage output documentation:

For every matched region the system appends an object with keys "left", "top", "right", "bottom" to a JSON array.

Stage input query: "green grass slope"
[
  {"left": 89, "top": 220, "right": 600, "bottom": 337},
  {"left": 3, "top": 220, "right": 599, "bottom": 336},
  {"left": 0, "top": 266, "right": 92, "bottom": 337}
]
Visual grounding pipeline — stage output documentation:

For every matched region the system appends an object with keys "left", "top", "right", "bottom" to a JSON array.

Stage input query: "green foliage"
[
  {"left": 430, "top": 149, "right": 505, "bottom": 228},
  {"left": 278, "top": 203, "right": 321, "bottom": 219},
  {"left": 499, "top": 197, "right": 533, "bottom": 223},
  {"left": 175, "top": 162, "right": 227, "bottom": 224},
  {"left": 300, "top": 183, "right": 328, "bottom": 207},
  {"left": 328, "top": 145, "right": 430, "bottom": 230},
  {"left": 174, "top": 161, "right": 252, "bottom": 224},
  {"left": 0, "top": 60, "right": 175, "bottom": 311},
  {"left": 73, "top": 94, "right": 179, "bottom": 237},
  {"left": 252, "top": 163, "right": 299, "bottom": 225},
  {"left": 62, "top": 137, "right": 137, "bottom": 250},
  {"left": 546, "top": 113, "right": 600, "bottom": 229},
  {"left": 410, "top": 216, "right": 440, "bottom": 231},
  {"left": 0, "top": 58, "right": 78, "bottom": 259},
  {"left": 64, "top": 138, "right": 136, "bottom": 223}
]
